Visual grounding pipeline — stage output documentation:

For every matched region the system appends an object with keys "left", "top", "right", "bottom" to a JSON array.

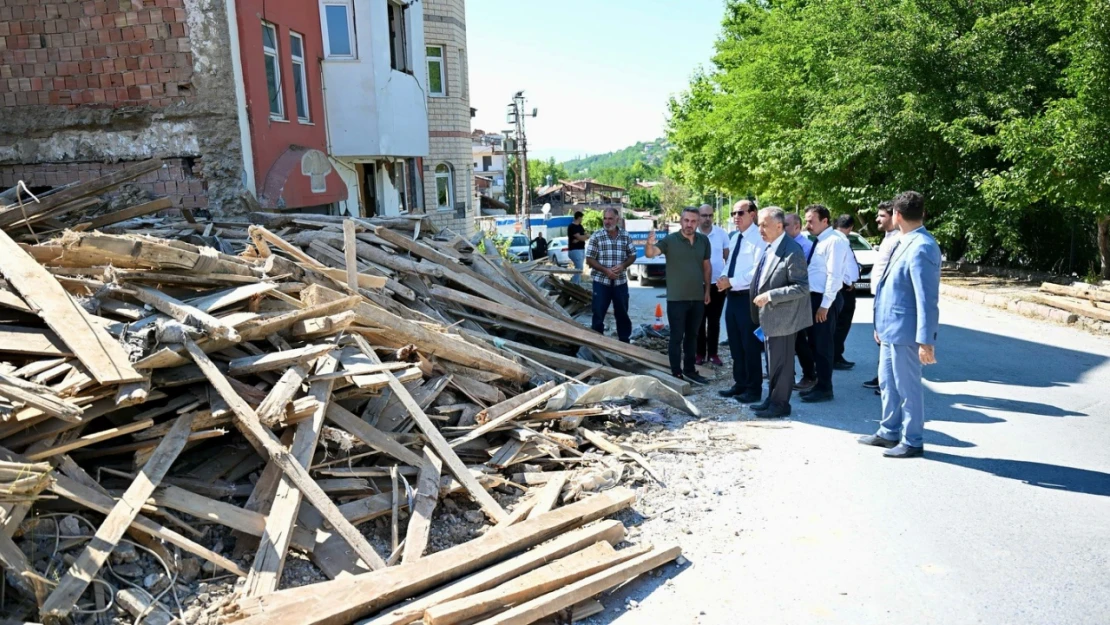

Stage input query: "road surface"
[{"left": 589, "top": 283, "right": 1110, "bottom": 625}]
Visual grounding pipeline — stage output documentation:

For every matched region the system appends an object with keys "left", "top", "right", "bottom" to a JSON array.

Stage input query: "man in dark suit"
[{"left": 749, "top": 207, "right": 812, "bottom": 418}]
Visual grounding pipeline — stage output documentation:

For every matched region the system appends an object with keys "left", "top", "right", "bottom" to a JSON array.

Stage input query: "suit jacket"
[
  {"left": 874, "top": 227, "right": 941, "bottom": 346},
  {"left": 750, "top": 236, "right": 812, "bottom": 337}
]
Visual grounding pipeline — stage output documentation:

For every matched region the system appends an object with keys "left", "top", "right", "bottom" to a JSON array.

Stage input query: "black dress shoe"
[
  {"left": 858, "top": 434, "right": 898, "bottom": 449},
  {"left": 862, "top": 377, "right": 880, "bottom": 389},
  {"left": 883, "top": 443, "right": 924, "bottom": 458},
  {"left": 800, "top": 390, "right": 834, "bottom": 403},
  {"left": 737, "top": 391, "right": 762, "bottom": 404},
  {"left": 749, "top": 399, "right": 771, "bottom": 411},
  {"left": 685, "top": 372, "right": 709, "bottom": 385},
  {"left": 753, "top": 404, "right": 791, "bottom": 418},
  {"left": 834, "top": 359, "right": 855, "bottom": 370},
  {"left": 718, "top": 386, "right": 744, "bottom": 398}
]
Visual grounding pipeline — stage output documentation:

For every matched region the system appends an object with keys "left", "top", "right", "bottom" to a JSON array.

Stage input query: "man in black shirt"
[
  {"left": 532, "top": 233, "right": 548, "bottom": 260},
  {"left": 567, "top": 211, "right": 588, "bottom": 285}
]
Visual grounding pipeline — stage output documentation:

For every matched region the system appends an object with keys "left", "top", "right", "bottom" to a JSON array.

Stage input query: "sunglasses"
[
  {"left": 731, "top": 210, "right": 753, "bottom": 216},
  {"left": 699, "top": 213, "right": 713, "bottom": 218}
]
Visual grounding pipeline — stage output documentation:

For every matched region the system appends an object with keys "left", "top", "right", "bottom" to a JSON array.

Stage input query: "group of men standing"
[{"left": 585, "top": 192, "right": 941, "bottom": 459}]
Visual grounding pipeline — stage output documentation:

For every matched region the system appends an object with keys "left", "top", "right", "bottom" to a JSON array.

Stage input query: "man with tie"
[
  {"left": 715, "top": 200, "right": 764, "bottom": 404},
  {"left": 748, "top": 207, "right": 811, "bottom": 418},
  {"left": 858, "top": 191, "right": 940, "bottom": 458},
  {"left": 863, "top": 200, "right": 901, "bottom": 391},
  {"left": 799, "top": 204, "right": 851, "bottom": 403}
]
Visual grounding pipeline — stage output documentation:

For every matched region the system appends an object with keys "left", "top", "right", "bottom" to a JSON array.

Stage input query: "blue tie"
[{"left": 726, "top": 232, "right": 743, "bottom": 278}]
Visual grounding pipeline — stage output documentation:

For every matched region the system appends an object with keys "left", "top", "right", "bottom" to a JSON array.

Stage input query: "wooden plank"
[
  {"left": 0, "top": 325, "right": 71, "bottom": 356},
  {"left": 344, "top": 219, "right": 359, "bottom": 291},
  {"left": 451, "top": 382, "right": 562, "bottom": 448},
  {"left": 147, "top": 485, "right": 315, "bottom": 552},
  {"left": 471, "top": 545, "right": 682, "bottom": 625},
  {"left": 0, "top": 229, "right": 143, "bottom": 384},
  {"left": 1040, "top": 281, "right": 1110, "bottom": 304},
  {"left": 227, "top": 489, "right": 636, "bottom": 625},
  {"left": 184, "top": 340, "right": 386, "bottom": 573},
  {"left": 38, "top": 411, "right": 196, "bottom": 621},
  {"left": 244, "top": 354, "right": 341, "bottom": 597},
  {"left": 228, "top": 344, "right": 333, "bottom": 375},
  {"left": 24, "top": 418, "right": 153, "bottom": 460},
  {"left": 325, "top": 403, "right": 425, "bottom": 467},
  {"left": 1030, "top": 293, "right": 1110, "bottom": 322},
  {"left": 126, "top": 284, "right": 241, "bottom": 342},
  {"left": 0, "top": 528, "right": 45, "bottom": 603},
  {"left": 526, "top": 472, "right": 569, "bottom": 520},
  {"left": 430, "top": 284, "right": 675, "bottom": 374},
  {"left": 305, "top": 284, "right": 531, "bottom": 383},
  {"left": 255, "top": 365, "right": 306, "bottom": 426},
  {"left": 401, "top": 448, "right": 442, "bottom": 564},
  {"left": 366, "top": 522, "right": 624, "bottom": 625},
  {"left": 352, "top": 335, "right": 507, "bottom": 522},
  {"left": 0, "top": 371, "right": 83, "bottom": 421},
  {"left": 79, "top": 196, "right": 173, "bottom": 230},
  {"left": 423, "top": 542, "right": 636, "bottom": 625}
]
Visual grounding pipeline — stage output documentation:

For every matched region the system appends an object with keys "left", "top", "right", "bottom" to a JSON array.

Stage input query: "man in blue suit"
[{"left": 858, "top": 191, "right": 941, "bottom": 458}]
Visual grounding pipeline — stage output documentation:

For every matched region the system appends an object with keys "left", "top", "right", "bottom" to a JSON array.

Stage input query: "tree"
[{"left": 666, "top": 0, "right": 1110, "bottom": 276}]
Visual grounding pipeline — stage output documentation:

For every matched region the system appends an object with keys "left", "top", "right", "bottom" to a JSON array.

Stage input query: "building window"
[
  {"left": 262, "top": 22, "right": 283, "bottom": 120},
  {"left": 387, "top": 1, "right": 409, "bottom": 72},
  {"left": 290, "top": 32, "right": 310, "bottom": 122},
  {"left": 482, "top": 156, "right": 492, "bottom": 171},
  {"left": 426, "top": 45, "right": 445, "bottom": 96},
  {"left": 321, "top": 0, "right": 355, "bottom": 59},
  {"left": 435, "top": 163, "right": 453, "bottom": 210}
]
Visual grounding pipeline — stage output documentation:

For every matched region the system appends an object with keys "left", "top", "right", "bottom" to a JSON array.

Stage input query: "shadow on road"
[{"left": 927, "top": 452, "right": 1110, "bottom": 497}]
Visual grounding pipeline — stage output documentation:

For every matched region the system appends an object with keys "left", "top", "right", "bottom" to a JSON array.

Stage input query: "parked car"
[
  {"left": 629, "top": 262, "right": 666, "bottom": 285},
  {"left": 507, "top": 234, "right": 532, "bottom": 262},
  {"left": 547, "top": 237, "right": 570, "bottom": 266},
  {"left": 848, "top": 232, "right": 878, "bottom": 293}
]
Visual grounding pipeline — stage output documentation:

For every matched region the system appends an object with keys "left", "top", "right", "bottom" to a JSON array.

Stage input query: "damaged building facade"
[{"left": 0, "top": 0, "right": 476, "bottom": 231}]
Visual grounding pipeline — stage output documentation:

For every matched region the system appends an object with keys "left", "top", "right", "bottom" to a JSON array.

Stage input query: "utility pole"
[{"left": 507, "top": 91, "right": 537, "bottom": 239}]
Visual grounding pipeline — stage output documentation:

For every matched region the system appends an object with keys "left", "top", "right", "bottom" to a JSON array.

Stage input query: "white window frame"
[
  {"left": 435, "top": 163, "right": 454, "bottom": 211},
  {"left": 426, "top": 45, "right": 445, "bottom": 97},
  {"left": 289, "top": 31, "right": 310, "bottom": 123},
  {"left": 320, "top": 0, "right": 356, "bottom": 60},
  {"left": 387, "top": 0, "right": 409, "bottom": 72},
  {"left": 262, "top": 21, "right": 284, "bottom": 120}
]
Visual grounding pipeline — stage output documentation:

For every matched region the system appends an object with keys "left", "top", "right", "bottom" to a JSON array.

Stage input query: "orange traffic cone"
[{"left": 653, "top": 303, "right": 665, "bottom": 331}]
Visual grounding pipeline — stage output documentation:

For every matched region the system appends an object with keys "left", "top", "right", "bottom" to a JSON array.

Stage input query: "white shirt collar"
[
  {"left": 765, "top": 232, "right": 786, "bottom": 256},
  {"left": 817, "top": 227, "right": 836, "bottom": 242}
]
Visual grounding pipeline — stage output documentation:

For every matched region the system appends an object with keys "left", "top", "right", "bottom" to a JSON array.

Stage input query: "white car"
[
  {"left": 547, "top": 237, "right": 570, "bottom": 266},
  {"left": 507, "top": 234, "right": 532, "bottom": 262},
  {"left": 848, "top": 232, "right": 878, "bottom": 293}
]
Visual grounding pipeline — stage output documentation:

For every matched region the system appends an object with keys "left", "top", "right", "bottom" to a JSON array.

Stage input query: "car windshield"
[
  {"left": 511, "top": 235, "right": 529, "bottom": 246},
  {"left": 848, "top": 235, "right": 872, "bottom": 251},
  {"left": 552, "top": 238, "right": 567, "bottom": 246}
]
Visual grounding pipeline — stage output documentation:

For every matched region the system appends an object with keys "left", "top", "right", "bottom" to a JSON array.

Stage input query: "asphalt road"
[{"left": 601, "top": 283, "right": 1110, "bottom": 625}]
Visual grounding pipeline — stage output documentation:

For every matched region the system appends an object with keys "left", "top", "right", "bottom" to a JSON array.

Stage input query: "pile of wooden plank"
[
  {"left": 1036, "top": 282, "right": 1110, "bottom": 323},
  {"left": 0, "top": 194, "right": 689, "bottom": 623}
]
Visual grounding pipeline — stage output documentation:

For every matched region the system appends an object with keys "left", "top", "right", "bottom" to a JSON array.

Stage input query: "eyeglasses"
[
  {"left": 731, "top": 211, "right": 745, "bottom": 216},
  {"left": 699, "top": 213, "right": 713, "bottom": 218}
]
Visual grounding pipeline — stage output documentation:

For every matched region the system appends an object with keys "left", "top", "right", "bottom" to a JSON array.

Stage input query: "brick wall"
[
  {"left": 0, "top": 0, "right": 195, "bottom": 108},
  {"left": 0, "top": 158, "right": 208, "bottom": 210},
  {"left": 422, "top": 0, "right": 475, "bottom": 236}
]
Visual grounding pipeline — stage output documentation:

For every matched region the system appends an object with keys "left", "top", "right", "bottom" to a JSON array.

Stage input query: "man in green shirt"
[{"left": 646, "top": 207, "right": 712, "bottom": 384}]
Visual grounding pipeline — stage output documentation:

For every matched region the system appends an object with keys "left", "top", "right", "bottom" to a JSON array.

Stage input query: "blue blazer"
[{"left": 873, "top": 228, "right": 941, "bottom": 346}]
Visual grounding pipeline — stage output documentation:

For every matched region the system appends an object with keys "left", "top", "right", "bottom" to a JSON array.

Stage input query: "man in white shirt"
[
  {"left": 798, "top": 204, "right": 850, "bottom": 403},
  {"left": 863, "top": 200, "right": 902, "bottom": 390},
  {"left": 715, "top": 200, "right": 764, "bottom": 404},
  {"left": 695, "top": 204, "right": 731, "bottom": 367},
  {"left": 833, "top": 214, "right": 862, "bottom": 370},
  {"left": 785, "top": 213, "right": 813, "bottom": 259}
]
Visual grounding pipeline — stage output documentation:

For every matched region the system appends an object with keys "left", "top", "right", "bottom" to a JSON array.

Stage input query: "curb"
[
  {"left": 940, "top": 284, "right": 1079, "bottom": 325},
  {"left": 940, "top": 284, "right": 1110, "bottom": 336}
]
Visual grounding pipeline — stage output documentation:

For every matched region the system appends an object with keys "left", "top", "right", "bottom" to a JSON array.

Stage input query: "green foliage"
[
  {"left": 563, "top": 140, "right": 670, "bottom": 176},
  {"left": 476, "top": 234, "right": 518, "bottom": 263},
  {"left": 628, "top": 186, "right": 661, "bottom": 210},
  {"left": 667, "top": 0, "right": 1110, "bottom": 277},
  {"left": 582, "top": 210, "right": 604, "bottom": 232}
]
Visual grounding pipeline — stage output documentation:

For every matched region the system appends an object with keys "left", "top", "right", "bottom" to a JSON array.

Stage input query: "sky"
[{"left": 466, "top": 0, "right": 725, "bottom": 162}]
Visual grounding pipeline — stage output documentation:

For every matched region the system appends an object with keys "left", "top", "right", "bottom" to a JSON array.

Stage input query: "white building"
[
  {"left": 472, "top": 143, "right": 507, "bottom": 202},
  {"left": 320, "top": 0, "right": 430, "bottom": 217}
]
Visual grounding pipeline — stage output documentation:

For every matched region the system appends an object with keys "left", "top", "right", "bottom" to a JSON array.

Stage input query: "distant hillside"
[{"left": 562, "top": 139, "right": 670, "bottom": 177}]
